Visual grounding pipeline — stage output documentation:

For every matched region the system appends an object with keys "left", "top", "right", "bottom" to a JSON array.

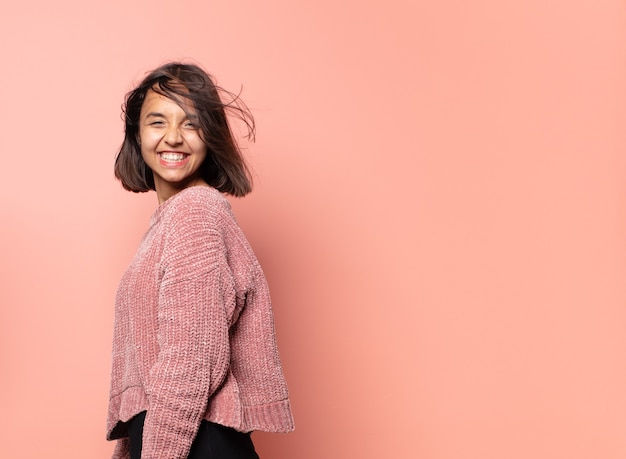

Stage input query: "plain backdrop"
[{"left": 1, "top": 1, "right": 625, "bottom": 458}]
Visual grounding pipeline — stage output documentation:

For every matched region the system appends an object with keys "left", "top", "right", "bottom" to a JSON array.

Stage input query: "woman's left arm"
[{"left": 142, "top": 209, "right": 230, "bottom": 459}]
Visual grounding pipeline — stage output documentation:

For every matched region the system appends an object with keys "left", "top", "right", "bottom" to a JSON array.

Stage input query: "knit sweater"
[{"left": 107, "top": 186, "right": 294, "bottom": 459}]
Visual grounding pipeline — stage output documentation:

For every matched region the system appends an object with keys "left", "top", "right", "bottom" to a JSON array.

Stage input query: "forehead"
[{"left": 140, "top": 89, "right": 196, "bottom": 116}]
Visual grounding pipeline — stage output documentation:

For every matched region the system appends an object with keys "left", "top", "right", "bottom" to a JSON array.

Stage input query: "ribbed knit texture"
[{"left": 107, "top": 186, "right": 294, "bottom": 459}]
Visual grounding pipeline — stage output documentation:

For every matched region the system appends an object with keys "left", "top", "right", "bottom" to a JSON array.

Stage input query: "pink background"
[{"left": 1, "top": 1, "right": 626, "bottom": 458}]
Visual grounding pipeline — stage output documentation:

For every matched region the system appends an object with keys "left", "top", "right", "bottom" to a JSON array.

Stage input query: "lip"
[{"left": 157, "top": 151, "right": 190, "bottom": 167}]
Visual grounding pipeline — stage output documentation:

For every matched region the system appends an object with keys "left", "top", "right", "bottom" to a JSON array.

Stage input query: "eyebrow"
[{"left": 144, "top": 112, "right": 199, "bottom": 120}]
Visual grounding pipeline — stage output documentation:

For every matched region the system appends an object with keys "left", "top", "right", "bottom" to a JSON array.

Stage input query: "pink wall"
[{"left": 1, "top": 1, "right": 625, "bottom": 457}]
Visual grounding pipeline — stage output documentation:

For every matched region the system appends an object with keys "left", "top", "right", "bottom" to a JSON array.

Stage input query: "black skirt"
[{"left": 127, "top": 411, "right": 260, "bottom": 459}]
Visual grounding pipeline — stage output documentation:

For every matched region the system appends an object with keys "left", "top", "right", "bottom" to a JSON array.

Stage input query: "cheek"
[
  {"left": 138, "top": 129, "right": 150, "bottom": 146},
  {"left": 188, "top": 135, "right": 208, "bottom": 157},
  {"left": 138, "top": 131, "right": 161, "bottom": 157},
  {"left": 138, "top": 135, "right": 154, "bottom": 162}
]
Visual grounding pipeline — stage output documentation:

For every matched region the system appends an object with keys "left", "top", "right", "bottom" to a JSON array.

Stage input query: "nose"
[{"left": 164, "top": 125, "right": 183, "bottom": 145}]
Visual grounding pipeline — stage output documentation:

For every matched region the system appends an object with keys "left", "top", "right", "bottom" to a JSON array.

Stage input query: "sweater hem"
[{"left": 206, "top": 398, "right": 295, "bottom": 433}]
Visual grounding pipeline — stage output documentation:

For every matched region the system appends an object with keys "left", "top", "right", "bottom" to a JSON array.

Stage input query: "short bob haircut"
[{"left": 114, "top": 62, "right": 254, "bottom": 197}]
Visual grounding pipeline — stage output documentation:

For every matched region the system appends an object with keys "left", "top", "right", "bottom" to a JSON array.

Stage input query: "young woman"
[{"left": 107, "top": 63, "right": 294, "bottom": 459}]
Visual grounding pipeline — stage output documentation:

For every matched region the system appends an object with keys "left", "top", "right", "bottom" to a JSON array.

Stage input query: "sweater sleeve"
[
  {"left": 141, "top": 205, "right": 231, "bottom": 459},
  {"left": 112, "top": 438, "right": 130, "bottom": 459}
]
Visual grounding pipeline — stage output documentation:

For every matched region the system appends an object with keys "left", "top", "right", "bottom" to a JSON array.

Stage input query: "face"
[{"left": 139, "top": 89, "right": 208, "bottom": 203}]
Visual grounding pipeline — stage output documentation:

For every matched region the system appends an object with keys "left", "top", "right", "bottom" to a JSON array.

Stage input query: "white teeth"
[{"left": 160, "top": 152, "right": 185, "bottom": 161}]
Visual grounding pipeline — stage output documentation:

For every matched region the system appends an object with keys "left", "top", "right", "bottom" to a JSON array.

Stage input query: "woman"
[{"left": 107, "top": 62, "right": 294, "bottom": 459}]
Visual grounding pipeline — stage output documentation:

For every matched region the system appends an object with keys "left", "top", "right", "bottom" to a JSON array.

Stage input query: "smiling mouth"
[{"left": 159, "top": 152, "right": 188, "bottom": 162}]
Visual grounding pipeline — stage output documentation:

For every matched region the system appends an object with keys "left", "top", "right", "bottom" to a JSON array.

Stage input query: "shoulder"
[
  {"left": 157, "top": 188, "right": 234, "bottom": 266},
  {"left": 162, "top": 186, "right": 234, "bottom": 228},
  {"left": 170, "top": 186, "right": 231, "bottom": 213}
]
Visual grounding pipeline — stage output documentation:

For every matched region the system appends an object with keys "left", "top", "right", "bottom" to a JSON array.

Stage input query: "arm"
[{"left": 141, "top": 211, "right": 231, "bottom": 459}]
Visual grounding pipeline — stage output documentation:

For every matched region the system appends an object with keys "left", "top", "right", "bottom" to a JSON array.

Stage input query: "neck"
[{"left": 154, "top": 177, "right": 209, "bottom": 204}]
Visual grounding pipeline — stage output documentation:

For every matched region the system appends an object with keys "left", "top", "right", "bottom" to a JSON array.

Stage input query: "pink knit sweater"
[{"left": 107, "top": 186, "right": 294, "bottom": 459}]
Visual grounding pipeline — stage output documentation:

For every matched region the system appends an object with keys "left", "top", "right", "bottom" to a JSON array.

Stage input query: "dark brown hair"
[{"left": 114, "top": 62, "right": 254, "bottom": 197}]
